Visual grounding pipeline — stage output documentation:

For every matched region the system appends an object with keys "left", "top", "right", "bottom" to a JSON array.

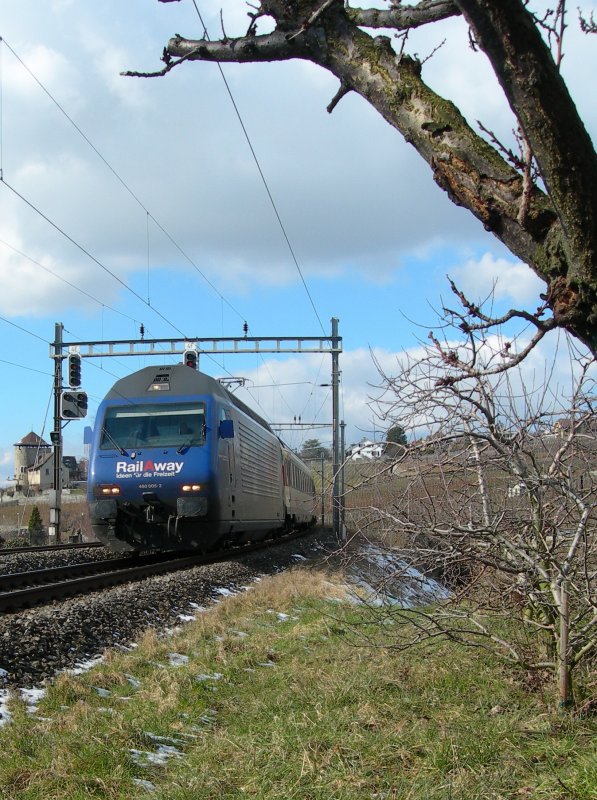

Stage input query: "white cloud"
[
  {"left": 81, "top": 33, "right": 152, "bottom": 109},
  {"left": 0, "top": 236, "right": 97, "bottom": 317},
  {"left": 229, "top": 347, "right": 417, "bottom": 448},
  {"left": 2, "top": 43, "right": 81, "bottom": 105},
  {"left": 450, "top": 252, "right": 546, "bottom": 306}
]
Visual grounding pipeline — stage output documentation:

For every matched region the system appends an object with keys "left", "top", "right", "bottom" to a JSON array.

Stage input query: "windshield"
[{"left": 100, "top": 402, "right": 206, "bottom": 450}]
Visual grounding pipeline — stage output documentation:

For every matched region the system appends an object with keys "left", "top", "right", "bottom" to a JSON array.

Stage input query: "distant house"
[
  {"left": 345, "top": 438, "right": 384, "bottom": 461},
  {"left": 552, "top": 416, "right": 597, "bottom": 437},
  {"left": 13, "top": 431, "right": 74, "bottom": 493}
]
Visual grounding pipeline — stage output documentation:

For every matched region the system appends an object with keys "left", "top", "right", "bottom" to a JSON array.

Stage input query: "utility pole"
[
  {"left": 331, "top": 317, "right": 341, "bottom": 541},
  {"left": 320, "top": 451, "right": 325, "bottom": 526},
  {"left": 50, "top": 322, "right": 63, "bottom": 543},
  {"left": 340, "top": 420, "right": 346, "bottom": 542}
]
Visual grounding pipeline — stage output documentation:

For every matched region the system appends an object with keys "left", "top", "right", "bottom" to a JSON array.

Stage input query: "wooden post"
[{"left": 558, "top": 577, "right": 572, "bottom": 708}]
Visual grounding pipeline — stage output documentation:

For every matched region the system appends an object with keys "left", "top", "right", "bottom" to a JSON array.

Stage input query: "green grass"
[{"left": 0, "top": 568, "right": 595, "bottom": 799}]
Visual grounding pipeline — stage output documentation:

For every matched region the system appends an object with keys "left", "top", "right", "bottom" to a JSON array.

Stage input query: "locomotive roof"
[{"left": 104, "top": 364, "right": 273, "bottom": 433}]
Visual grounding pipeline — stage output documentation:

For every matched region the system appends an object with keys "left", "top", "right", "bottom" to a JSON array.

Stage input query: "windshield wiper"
[
  {"left": 177, "top": 424, "right": 206, "bottom": 454},
  {"left": 101, "top": 428, "right": 129, "bottom": 456}
]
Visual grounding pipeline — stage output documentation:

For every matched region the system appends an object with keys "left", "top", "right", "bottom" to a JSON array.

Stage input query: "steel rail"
[
  {"left": 0, "top": 541, "right": 103, "bottom": 557},
  {"left": 0, "top": 527, "right": 319, "bottom": 613}
]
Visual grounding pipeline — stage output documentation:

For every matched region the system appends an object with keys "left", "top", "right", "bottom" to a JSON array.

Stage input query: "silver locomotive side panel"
[
  {"left": 236, "top": 417, "right": 284, "bottom": 522},
  {"left": 238, "top": 420, "right": 280, "bottom": 497}
]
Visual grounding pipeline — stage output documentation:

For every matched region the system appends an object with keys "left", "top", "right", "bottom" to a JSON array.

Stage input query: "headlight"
[{"left": 96, "top": 484, "right": 121, "bottom": 496}]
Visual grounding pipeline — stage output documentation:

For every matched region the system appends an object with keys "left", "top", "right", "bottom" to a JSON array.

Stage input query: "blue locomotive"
[{"left": 87, "top": 363, "right": 317, "bottom": 552}]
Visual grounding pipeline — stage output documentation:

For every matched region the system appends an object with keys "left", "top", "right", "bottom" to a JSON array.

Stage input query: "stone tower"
[{"left": 13, "top": 432, "right": 51, "bottom": 491}]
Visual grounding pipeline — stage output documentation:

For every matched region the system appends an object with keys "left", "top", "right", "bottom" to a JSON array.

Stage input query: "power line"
[
  {"left": 0, "top": 177, "right": 188, "bottom": 338},
  {"left": 0, "top": 33, "right": 322, "bottom": 430},
  {"left": 188, "top": 1, "right": 327, "bottom": 337},
  {"left": 0, "top": 312, "right": 49, "bottom": 343},
  {"left": 0, "top": 36, "right": 247, "bottom": 325},
  {"left": 0, "top": 236, "right": 144, "bottom": 327},
  {"left": 0, "top": 36, "right": 284, "bottom": 415},
  {"left": 182, "top": 2, "right": 327, "bottom": 421},
  {"left": 0, "top": 357, "right": 51, "bottom": 376}
]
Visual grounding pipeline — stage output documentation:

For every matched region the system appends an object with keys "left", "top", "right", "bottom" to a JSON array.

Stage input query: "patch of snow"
[
  {"left": 168, "top": 653, "right": 189, "bottom": 667},
  {"left": 178, "top": 614, "right": 196, "bottom": 622},
  {"left": 130, "top": 744, "right": 183, "bottom": 767},
  {"left": 143, "top": 731, "right": 187, "bottom": 746},
  {"left": 115, "top": 643, "right": 138, "bottom": 652},
  {"left": 348, "top": 543, "right": 449, "bottom": 608},
  {"left": 132, "top": 778, "right": 157, "bottom": 792},
  {"left": 0, "top": 689, "right": 11, "bottom": 727},
  {"left": 19, "top": 687, "right": 46, "bottom": 714},
  {"left": 67, "top": 655, "right": 104, "bottom": 675},
  {"left": 276, "top": 612, "right": 298, "bottom": 622},
  {"left": 195, "top": 672, "right": 223, "bottom": 682},
  {"left": 197, "top": 710, "right": 218, "bottom": 725}
]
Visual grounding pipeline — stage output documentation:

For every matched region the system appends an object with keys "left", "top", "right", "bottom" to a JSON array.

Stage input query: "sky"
[{"left": 0, "top": 0, "right": 596, "bottom": 483}]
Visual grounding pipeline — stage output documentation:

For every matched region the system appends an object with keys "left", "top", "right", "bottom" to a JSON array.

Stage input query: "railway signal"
[
  {"left": 67, "top": 353, "right": 82, "bottom": 387},
  {"left": 60, "top": 390, "right": 88, "bottom": 419},
  {"left": 183, "top": 348, "right": 198, "bottom": 369}
]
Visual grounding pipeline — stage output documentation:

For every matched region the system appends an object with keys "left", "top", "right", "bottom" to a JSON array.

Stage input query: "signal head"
[
  {"left": 183, "top": 349, "right": 198, "bottom": 369},
  {"left": 67, "top": 353, "right": 82, "bottom": 387}
]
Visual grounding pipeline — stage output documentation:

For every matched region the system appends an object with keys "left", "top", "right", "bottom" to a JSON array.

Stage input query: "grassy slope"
[{"left": 0, "top": 568, "right": 595, "bottom": 800}]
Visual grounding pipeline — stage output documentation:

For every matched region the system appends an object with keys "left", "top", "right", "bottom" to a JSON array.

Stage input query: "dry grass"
[{"left": 0, "top": 567, "right": 596, "bottom": 799}]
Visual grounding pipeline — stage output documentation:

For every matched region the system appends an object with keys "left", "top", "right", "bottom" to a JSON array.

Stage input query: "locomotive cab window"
[{"left": 100, "top": 402, "right": 206, "bottom": 450}]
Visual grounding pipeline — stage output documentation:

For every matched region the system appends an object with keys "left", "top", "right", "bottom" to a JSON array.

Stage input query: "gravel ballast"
[{"left": 0, "top": 529, "right": 338, "bottom": 689}]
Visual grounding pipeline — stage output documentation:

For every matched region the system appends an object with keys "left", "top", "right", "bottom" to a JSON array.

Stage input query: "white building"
[{"left": 345, "top": 438, "right": 384, "bottom": 460}]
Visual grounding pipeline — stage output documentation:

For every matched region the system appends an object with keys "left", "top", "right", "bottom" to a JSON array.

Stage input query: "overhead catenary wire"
[
  {"left": 0, "top": 178, "right": 190, "bottom": 339},
  {"left": 0, "top": 358, "right": 52, "bottom": 376},
  {"left": 0, "top": 311, "right": 49, "bottom": 344},
  {"left": 188, "top": 1, "right": 327, "bottom": 338},
  {"left": 185, "top": 1, "right": 330, "bottom": 431},
  {"left": 0, "top": 32, "right": 330, "bottom": 433},
  {"left": 0, "top": 36, "right": 246, "bottom": 327},
  {"left": 0, "top": 236, "right": 144, "bottom": 329}
]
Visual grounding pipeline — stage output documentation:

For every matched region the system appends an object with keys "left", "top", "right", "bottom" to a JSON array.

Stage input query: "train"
[{"left": 87, "top": 363, "right": 317, "bottom": 552}]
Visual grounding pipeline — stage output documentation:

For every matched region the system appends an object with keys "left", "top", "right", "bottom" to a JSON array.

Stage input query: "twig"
[{"left": 327, "top": 81, "right": 352, "bottom": 113}]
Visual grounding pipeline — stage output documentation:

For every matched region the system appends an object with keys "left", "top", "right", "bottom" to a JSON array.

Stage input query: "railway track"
[
  {"left": 0, "top": 529, "right": 312, "bottom": 613},
  {"left": 0, "top": 541, "right": 103, "bottom": 557}
]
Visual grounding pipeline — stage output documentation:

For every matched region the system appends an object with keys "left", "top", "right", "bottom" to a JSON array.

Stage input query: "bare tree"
[
  {"left": 343, "top": 307, "right": 597, "bottom": 707},
  {"left": 127, "top": 1, "right": 597, "bottom": 356}
]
